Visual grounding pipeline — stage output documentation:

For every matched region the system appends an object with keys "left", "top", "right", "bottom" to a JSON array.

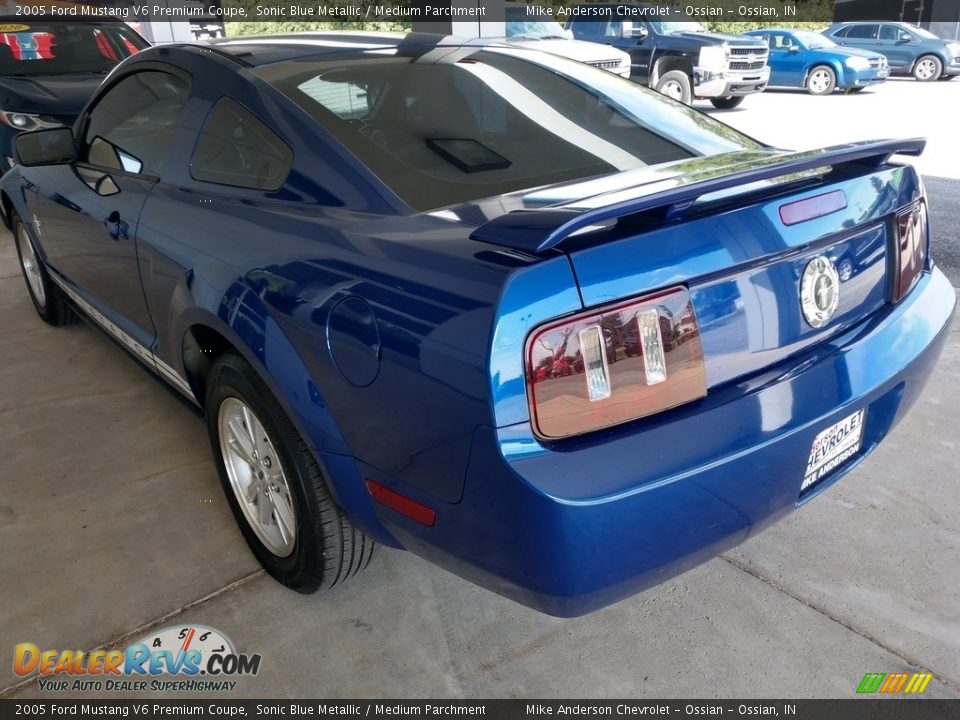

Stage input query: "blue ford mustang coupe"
[
  {"left": 744, "top": 28, "right": 888, "bottom": 95},
  {"left": 4, "top": 34, "right": 954, "bottom": 616}
]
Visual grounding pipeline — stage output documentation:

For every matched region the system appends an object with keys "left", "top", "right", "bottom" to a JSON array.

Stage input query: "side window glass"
[
  {"left": 191, "top": 97, "right": 292, "bottom": 191},
  {"left": 570, "top": 22, "right": 602, "bottom": 39},
  {"left": 81, "top": 71, "right": 189, "bottom": 177},
  {"left": 879, "top": 25, "right": 898, "bottom": 40},
  {"left": 847, "top": 24, "right": 878, "bottom": 39}
]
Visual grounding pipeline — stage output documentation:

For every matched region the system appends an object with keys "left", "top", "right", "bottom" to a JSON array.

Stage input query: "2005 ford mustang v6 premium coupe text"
[{"left": 3, "top": 33, "right": 954, "bottom": 616}]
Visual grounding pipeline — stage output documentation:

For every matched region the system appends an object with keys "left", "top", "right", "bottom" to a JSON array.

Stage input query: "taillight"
[
  {"left": 526, "top": 286, "right": 707, "bottom": 440},
  {"left": 892, "top": 201, "right": 928, "bottom": 303}
]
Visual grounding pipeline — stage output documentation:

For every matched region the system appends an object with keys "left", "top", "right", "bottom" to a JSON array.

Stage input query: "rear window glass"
[
  {"left": 256, "top": 46, "right": 760, "bottom": 211},
  {"left": 191, "top": 97, "right": 293, "bottom": 191},
  {"left": 0, "top": 22, "right": 146, "bottom": 76}
]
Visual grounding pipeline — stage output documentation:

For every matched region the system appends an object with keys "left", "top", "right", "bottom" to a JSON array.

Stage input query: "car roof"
[
  {"left": 206, "top": 32, "right": 508, "bottom": 67},
  {"left": 831, "top": 20, "right": 903, "bottom": 26}
]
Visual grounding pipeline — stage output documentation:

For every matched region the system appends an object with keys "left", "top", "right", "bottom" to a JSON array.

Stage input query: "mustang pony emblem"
[{"left": 801, "top": 255, "right": 841, "bottom": 328}]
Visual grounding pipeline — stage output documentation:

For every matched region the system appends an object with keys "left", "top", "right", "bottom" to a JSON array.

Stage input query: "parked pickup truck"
[
  {"left": 566, "top": 5, "right": 770, "bottom": 108},
  {"left": 506, "top": 3, "right": 632, "bottom": 78}
]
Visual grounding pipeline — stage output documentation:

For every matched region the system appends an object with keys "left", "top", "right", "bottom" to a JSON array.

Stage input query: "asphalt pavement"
[
  {"left": 1, "top": 76, "right": 957, "bottom": 700},
  {"left": 706, "top": 77, "right": 960, "bottom": 285}
]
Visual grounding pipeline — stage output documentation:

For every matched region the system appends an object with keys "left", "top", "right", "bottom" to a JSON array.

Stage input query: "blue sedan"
[
  {"left": 745, "top": 29, "right": 889, "bottom": 94},
  {"left": 3, "top": 34, "right": 953, "bottom": 616}
]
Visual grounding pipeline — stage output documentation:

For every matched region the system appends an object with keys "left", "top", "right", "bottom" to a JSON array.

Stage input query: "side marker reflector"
[{"left": 365, "top": 479, "right": 436, "bottom": 527}]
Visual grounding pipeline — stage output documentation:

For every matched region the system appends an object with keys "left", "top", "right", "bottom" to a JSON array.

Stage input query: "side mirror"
[
  {"left": 13, "top": 128, "right": 75, "bottom": 167},
  {"left": 897, "top": 35, "right": 912, "bottom": 44},
  {"left": 621, "top": 22, "right": 648, "bottom": 41},
  {"left": 788, "top": 45, "right": 801, "bottom": 52}
]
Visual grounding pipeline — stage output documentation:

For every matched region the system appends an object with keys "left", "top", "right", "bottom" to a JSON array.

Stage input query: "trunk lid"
[{"left": 470, "top": 140, "right": 925, "bottom": 389}]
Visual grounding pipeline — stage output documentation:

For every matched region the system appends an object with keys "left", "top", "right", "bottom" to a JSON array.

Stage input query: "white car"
[{"left": 505, "top": 8, "right": 632, "bottom": 78}]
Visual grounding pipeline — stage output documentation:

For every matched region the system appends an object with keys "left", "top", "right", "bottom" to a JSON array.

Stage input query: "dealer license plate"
[{"left": 802, "top": 409, "right": 865, "bottom": 492}]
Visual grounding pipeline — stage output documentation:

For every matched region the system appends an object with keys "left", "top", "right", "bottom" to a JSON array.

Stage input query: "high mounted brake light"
[
  {"left": 892, "top": 201, "right": 928, "bottom": 303},
  {"left": 526, "top": 287, "right": 707, "bottom": 440}
]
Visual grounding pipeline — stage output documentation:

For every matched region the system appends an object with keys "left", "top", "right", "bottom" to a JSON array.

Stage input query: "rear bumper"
[
  {"left": 379, "top": 268, "right": 954, "bottom": 616},
  {"left": 694, "top": 66, "right": 770, "bottom": 97}
]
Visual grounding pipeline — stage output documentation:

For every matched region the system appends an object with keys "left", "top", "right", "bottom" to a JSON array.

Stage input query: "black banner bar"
[
  {"left": 2, "top": 700, "right": 960, "bottom": 720},
  {"left": 5, "top": 0, "right": 960, "bottom": 24}
]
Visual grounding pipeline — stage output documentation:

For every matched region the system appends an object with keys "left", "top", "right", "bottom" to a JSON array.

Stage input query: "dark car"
[
  {"left": 3, "top": 34, "right": 953, "bottom": 617},
  {"left": 745, "top": 28, "right": 888, "bottom": 94},
  {"left": 566, "top": 6, "right": 770, "bottom": 108},
  {"left": 0, "top": 20, "right": 148, "bottom": 172},
  {"left": 823, "top": 22, "right": 960, "bottom": 81}
]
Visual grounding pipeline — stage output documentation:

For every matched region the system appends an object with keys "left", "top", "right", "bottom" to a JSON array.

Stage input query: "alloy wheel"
[
  {"left": 660, "top": 80, "right": 684, "bottom": 101},
  {"left": 809, "top": 69, "right": 832, "bottom": 94},
  {"left": 218, "top": 397, "right": 297, "bottom": 557},
  {"left": 915, "top": 58, "right": 937, "bottom": 80},
  {"left": 16, "top": 224, "right": 46, "bottom": 308}
]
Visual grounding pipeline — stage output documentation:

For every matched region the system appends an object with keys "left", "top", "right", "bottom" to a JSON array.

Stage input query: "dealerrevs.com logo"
[{"left": 14, "top": 625, "right": 261, "bottom": 693}]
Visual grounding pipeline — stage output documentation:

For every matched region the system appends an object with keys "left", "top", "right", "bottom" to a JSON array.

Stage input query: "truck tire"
[
  {"left": 912, "top": 55, "right": 942, "bottom": 81},
  {"left": 206, "top": 352, "right": 375, "bottom": 593},
  {"left": 710, "top": 96, "right": 744, "bottom": 110},
  {"left": 655, "top": 71, "right": 692, "bottom": 105},
  {"left": 805, "top": 66, "right": 836, "bottom": 95}
]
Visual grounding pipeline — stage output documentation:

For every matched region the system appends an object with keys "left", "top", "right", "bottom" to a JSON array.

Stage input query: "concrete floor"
[
  {"left": 703, "top": 77, "right": 959, "bottom": 182},
  {"left": 2, "top": 80, "right": 959, "bottom": 699}
]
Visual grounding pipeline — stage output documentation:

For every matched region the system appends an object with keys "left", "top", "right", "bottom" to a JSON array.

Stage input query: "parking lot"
[{"left": 1, "top": 77, "right": 957, "bottom": 699}]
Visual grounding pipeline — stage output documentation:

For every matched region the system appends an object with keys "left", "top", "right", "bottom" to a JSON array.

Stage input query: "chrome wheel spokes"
[
  {"left": 810, "top": 70, "right": 831, "bottom": 93},
  {"left": 218, "top": 397, "right": 297, "bottom": 557},
  {"left": 17, "top": 225, "right": 45, "bottom": 308},
  {"left": 916, "top": 59, "right": 936, "bottom": 80},
  {"left": 661, "top": 80, "right": 683, "bottom": 101}
]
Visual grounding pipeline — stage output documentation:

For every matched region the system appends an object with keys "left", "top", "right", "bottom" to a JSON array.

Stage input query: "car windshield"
[
  {"left": 505, "top": 9, "right": 570, "bottom": 40},
  {"left": 257, "top": 44, "right": 761, "bottom": 211},
  {"left": 651, "top": 21, "right": 705, "bottom": 34},
  {"left": 792, "top": 30, "right": 836, "bottom": 49},
  {"left": 0, "top": 22, "right": 146, "bottom": 76}
]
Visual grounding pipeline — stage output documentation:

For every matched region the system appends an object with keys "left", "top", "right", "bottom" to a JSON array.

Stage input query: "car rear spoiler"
[{"left": 470, "top": 139, "right": 926, "bottom": 255}]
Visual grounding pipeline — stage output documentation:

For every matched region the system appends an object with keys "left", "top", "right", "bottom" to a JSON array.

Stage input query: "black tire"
[
  {"left": 655, "top": 70, "right": 692, "bottom": 105},
  {"left": 710, "top": 96, "right": 745, "bottom": 110},
  {"left": 206, "top": 353, "right": 374, "bottom": 593},
  {"left": 805, "top": 65, "right": 837, "bottom": 95},
  {"left": 912, "top": 55, "right": 942, "bottom": 81},
  {"left": 11, "top": 212, "right": 77, "bottom": 327}
]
